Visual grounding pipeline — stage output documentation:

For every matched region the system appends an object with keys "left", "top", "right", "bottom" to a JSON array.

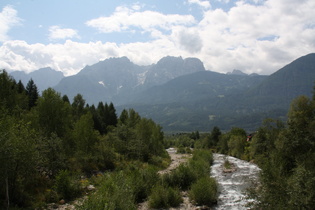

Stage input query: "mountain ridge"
[
  {"left": 10, "top": 67, "right": 64, "bottom": 92},
  {"left": 9, "top": 53, "right": 315, "bottom": 132},
  {"left": 54, "top": 56, "right": 206, "bottom": 104}
]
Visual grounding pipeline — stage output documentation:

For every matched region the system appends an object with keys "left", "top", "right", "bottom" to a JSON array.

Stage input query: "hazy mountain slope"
[
  {"left": 245, "top": 53, "right": 315, "bottom": 109},
  {"left": 119, "top": 72, "right": 267, "bottom": 131},
  {"left": 10, "top": 67, "right": 64, "bottom": 92},
  {"left": 131, "top": 71, "right": 267, "bottom": 104}
]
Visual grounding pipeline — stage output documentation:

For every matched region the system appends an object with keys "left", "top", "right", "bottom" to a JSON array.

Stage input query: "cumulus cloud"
[
  {"left": 85, "top": 5, "right": 195, "bottom": 35},
  {"left": 172, "top": 27, "right": 203, "bottom": 53},
  {"left": 0, "top": 0, "right": 315, "bottom": 76},
  {"left": 49, "top": 26, "right": 80, "bottom": 40},
  {"left": 187, "top": 0, "right": 211, "bottom": 9},
  {"left": 0, "top": 6, "right": 22, "bottom": 42},
  {"left": 196, "top": 0, "right": 315, "bottom": 74},
  {"left": 0, "top": 40, "right": 120, "bottom": 76}
]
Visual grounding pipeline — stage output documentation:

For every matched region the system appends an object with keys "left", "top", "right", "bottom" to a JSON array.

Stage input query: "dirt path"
[
  {"left": 138, "top": 148, "right": 196, "bottom": 210},
  {"left": 158, "top": 148, "right": 191, "bottom": 175}
]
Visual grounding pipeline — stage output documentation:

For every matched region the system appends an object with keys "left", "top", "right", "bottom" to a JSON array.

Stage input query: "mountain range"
[{"left": 10, "top": 53, "right": 315, "bottom": 132}]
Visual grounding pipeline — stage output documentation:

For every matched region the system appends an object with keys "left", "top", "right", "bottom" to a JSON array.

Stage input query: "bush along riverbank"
[{"left": 77, "top": 149, "right": 218, "bottom": 209}]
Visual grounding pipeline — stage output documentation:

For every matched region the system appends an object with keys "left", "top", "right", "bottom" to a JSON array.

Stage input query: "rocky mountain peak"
[{"left": 227, "top": 69, "right": 247, "bottom": 75}]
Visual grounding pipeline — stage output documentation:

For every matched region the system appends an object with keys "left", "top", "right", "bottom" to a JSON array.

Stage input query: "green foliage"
[
  {"left": 217, "top": 127, "right": 247, "bottom": 159},
  {"left": 93, "top": 102, "right": 118, "bottom": 134},
  {"left": 72, "top": 112, "right": 98, "bottom": 154},
  {"left": 112, "top": 109, "right": 165, "bottom": 162},
  {"left": 164, "top": 133, "right": 195, "bottom": 152},
  {"left": 94, "top": 135, "right": 116, "bottom": 170},
  {"left": 192, "top": 149, "right": 213, "bottom": 164},
  {"left": 36, "top": 88, "right": 71, "bottom": 137},
  {"left": 249, "top": 119, "right": 283, "bottom": 166},
  {"left": 189, "top": 176, "right": 217, "bottom": 206},
  {"left": 54, "top": 170, "right": 80, "bottom": 201},
  {"left": 188, "top": 158, "right": 210, "bottom": 179},
  {"left": 162, "top": 149, "right": 213, "bottom": 191},
  {"left": 26, "top": 78, "right": 39, "bottom": 109},
  {"left": 287, "top": 162, "right": 315, "bottom": 208},
  {"left": 0, "top": 70, "right": 173, "bottom": 209},
  {"left": 247, "top": 90, "right": 315, "bottom": 209},
  {"left": 163, "top": 164, "right": 197, "bottom": 190},
  {"left": 38, "top": 133, "right": 66, "bottom": 177},
  {"left": 79, "top": 172, "right": 137, "bottom": 210},
  {"left": 217, "top": 134, "right": 229, "bottom": 154},
  {"left": 79, "top": 167, "right": 159, "bottom": 210},
  {"left": 148, "top": 185, "right": 182, "bottom": 209},
  {"left": 202, "top": 126, "right": 222, "bottom": 148},
  {"left": 72, "top": 93, "right": 86, "bottom": 119},
  {"left": 127, "top": 166, "right": 159, "bottom": 203},
  {"left": 0, "top": 113, "right": 40, "bottom": 207},
  {"left": 223, "top": 157, "right": 232, "bottom": 169},
  {"left": 0, "top": 70, "right": 28, "bottom": 110}
]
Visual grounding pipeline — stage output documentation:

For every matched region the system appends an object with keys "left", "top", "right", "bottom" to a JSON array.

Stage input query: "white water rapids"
[{"left": 211, "top": 154, "right": 261, "bottom": 210}]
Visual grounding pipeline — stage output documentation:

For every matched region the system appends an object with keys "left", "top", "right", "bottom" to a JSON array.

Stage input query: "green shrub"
[
  {"left": 128, "top": 166, "right": 159, "bottom": 202},
  {"left": 192, "top": 149, "right": 213, "bottom": 165},
  {"left": 148, "top": 185, "right": 182, "bottom": 208},
  {"left": 54, "top": 170, "right": 80, "bottom": 201},
  {"left": 78, "top": 172, "right": 136, "bottom": 210},
  {"left": 177, "top": 146, "right": 187, "bottom": 154},
  {"left": 189, "top": 176, "right": 217, "bottom": 206},
  {"left": 224, "top": 158, "right": 232, "bottom": 169},
  {"left": 148, "top": 155, "right": 169, "bottom": 168},
  {"left": 163, "top": 164, "right": 197, "bottom": 190},
  {"left": 188, "top": 158, "right": 210, "bottom": 179}
]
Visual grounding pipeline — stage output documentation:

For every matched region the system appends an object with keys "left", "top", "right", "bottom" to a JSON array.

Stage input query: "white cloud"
[
  {"left": 187, "top": 0, "right": 211, "bottom": 9},
  {"left": 195, "top": 0, "right": 315, "bottom": 74},
  {"left": 86, "top": 5, "right": 195, "bottom": 35},
  {"left": 0, "top": 6, "right": 22, "bottom": 42},
  {"left": 48, "top": 26, "right": 80, "bottom": 40},
  {"left": 171, "top": 26, "right": 203, "bottom": 53},
  {"left": 0, "top": 40, "right": 120, "bottom": 76},
  {"left": 0, "top": 0, "right": 315, "bottom": 76}
]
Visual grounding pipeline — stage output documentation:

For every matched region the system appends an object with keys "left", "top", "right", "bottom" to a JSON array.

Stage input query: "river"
[{"left": 211, "top": 153, "right": 261, "bottom": 210}]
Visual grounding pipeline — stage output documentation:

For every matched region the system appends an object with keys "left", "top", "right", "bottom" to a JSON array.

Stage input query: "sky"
[{"left": 0, "top": 0, "right": 314, "bottom": 76}]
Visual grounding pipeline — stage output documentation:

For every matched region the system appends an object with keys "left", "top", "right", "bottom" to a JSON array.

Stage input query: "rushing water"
[{"left": 211, "top": 153, "right": 261, "bottom": 210}]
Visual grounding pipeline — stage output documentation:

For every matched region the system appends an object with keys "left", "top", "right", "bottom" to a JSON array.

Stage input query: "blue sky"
[{"left": 0, "top": 0, "right": 314, "bottom": 76}]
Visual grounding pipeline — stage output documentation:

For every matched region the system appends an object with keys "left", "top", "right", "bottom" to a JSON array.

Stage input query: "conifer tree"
[{"left": 26, "top": 78, "right": 39, "bottom": 109}]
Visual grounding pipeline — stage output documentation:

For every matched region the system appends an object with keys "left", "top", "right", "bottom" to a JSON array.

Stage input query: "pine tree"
[{"left": 25, "top": 79, "right": 39, "bottom": 109}]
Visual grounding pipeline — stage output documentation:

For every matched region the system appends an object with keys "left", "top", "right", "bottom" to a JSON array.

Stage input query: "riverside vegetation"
[
  {"left": 2, "top": 68, "right": 315, "bottom": 209},
  {"left": 0, "top": 70, "right": 217, "bottom": 209}
]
